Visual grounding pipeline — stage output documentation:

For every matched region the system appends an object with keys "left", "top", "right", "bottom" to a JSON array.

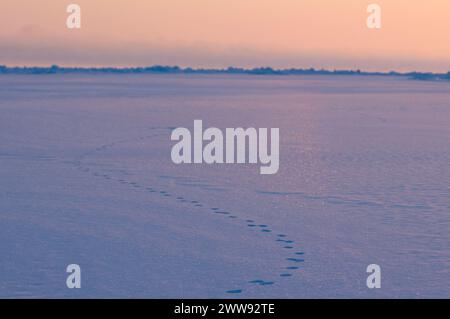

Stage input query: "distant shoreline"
[{"left": 1, "top": 65, "right": 449, "bottom": 82}]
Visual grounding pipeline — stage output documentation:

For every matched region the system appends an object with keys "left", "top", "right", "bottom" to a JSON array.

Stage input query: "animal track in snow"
[{"left": 71, "top": 127, "right": 305, "bottom": 296}]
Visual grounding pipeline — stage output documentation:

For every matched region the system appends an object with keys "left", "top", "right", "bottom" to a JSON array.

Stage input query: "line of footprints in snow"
[{"left": 71, "top": 127, "right": 305, "bottom": 295}]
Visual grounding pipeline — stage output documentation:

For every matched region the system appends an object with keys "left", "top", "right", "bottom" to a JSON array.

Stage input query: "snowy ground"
[{"left": 0, "top": 73, "right": 449, "bottom": 298}]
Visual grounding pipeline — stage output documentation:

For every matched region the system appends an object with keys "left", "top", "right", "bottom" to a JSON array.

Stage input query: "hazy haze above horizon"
[{"left": 1, "top": 0, "right": 449, "bottom": 72}]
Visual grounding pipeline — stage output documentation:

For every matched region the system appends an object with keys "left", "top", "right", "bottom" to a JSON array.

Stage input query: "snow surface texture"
[{"left": 0, "top": 74, "right": 449, "bottom": 298}]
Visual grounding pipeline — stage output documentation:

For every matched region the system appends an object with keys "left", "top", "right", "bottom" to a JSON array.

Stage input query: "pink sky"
[{"left": 1, "top": 0, "right": 449, "bottom": 71}]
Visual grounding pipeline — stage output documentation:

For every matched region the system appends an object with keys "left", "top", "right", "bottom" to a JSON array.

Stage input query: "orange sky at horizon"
[{"left": 1, "top": 0, "right": 449, "bottom": 71}]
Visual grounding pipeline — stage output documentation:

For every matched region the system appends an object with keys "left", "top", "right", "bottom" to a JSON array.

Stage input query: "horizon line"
[{"left": 1, "top": 65, "right": 449, "bottom": 81}]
